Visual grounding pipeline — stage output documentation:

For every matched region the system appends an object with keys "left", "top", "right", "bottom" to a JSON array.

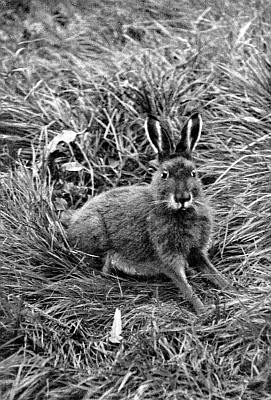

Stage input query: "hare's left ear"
[
  {"left": 175, "top": 113, "right": 202, "bottom": 155},
  {"left": 145, "top": 115, "right": 173, "bottom": 161}
]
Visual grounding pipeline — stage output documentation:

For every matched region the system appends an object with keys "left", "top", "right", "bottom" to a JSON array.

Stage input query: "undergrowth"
[{"left": 1, "top": 1, "right": 271, "bottom": 399}]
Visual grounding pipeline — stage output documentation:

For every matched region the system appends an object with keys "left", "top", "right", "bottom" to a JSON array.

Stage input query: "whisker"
[
  {"left": 153, "top": 201, "right": 169, "bottom": 205},
  {"left": 194, "top": 199, "right": 205, "bottom": 207},
  {"left": 150, "top": 199, "right": 170, "bottom": 210},
  {"left": 150, "top": 199, "right": 169, "bottom": 205}
]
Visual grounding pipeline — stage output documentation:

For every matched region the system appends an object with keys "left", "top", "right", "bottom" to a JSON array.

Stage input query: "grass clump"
[{"left": 1, "top": 1, "right": 271, "bottom": 399}]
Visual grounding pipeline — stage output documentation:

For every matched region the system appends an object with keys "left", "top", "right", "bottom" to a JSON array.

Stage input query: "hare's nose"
[{"left": 174, "top": 192, "right": 191, "bottom": 205}]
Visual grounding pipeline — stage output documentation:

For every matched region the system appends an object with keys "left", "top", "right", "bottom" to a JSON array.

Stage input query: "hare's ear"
[
  {"left": 145, "top": 115, "right": 172, "bottom": 160},
  {"left": 175, "top": 113, "right": 202, "bottom": 155}
]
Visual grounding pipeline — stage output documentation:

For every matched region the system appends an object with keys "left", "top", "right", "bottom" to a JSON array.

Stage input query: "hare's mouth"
[{"left": 168, "top": 193, "right": 193, "bottom": 211}]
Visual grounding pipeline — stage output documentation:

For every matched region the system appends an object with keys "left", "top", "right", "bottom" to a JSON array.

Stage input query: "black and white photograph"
[{"left": 0, "top": 1, "right": 271, "bottom": 399}]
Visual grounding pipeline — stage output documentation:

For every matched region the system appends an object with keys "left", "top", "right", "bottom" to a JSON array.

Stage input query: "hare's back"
[
  {"left": 68, "top": 184, "right": 154, "bottom": 260},
  {"left": 71, "top": 184, "right": 152, "bottom": 218},
  {"left": 99, "top": 185, "right": 155, "bottom": 260},
  {"left": 68, "top": 184, "right": 153, "bottom": 236}
]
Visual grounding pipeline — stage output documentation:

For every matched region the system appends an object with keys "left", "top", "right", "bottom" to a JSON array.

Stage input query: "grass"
[{"left": 1, "top": 0, "right": 271, "bottom": 399}]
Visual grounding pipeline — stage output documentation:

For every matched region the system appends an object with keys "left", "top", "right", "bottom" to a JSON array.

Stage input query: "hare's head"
[{"left": 146, "top": 113, "right": 203, "bottom": 211}]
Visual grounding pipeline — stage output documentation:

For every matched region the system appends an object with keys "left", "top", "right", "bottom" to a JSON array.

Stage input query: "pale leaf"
[
  {"left": 62, "top": 161, "right": 84, "bottom": 172},
  {"left": 109, "top": 308, "right": 123, "bottom": 344},
  {"left": 53, "top": 197, "right": 68, "bottom": 211},
  {"left": 108, "top": 158, "right": 119, "bottom": 169},
  {"left": 237, "top": 21, "right": 252, "bottom": 43},
  {"left": 46, "top": 130, "right": 81, "bottom": 154},
  {"left": 242, "top": 116, "right": 259, "bottom": 123}
]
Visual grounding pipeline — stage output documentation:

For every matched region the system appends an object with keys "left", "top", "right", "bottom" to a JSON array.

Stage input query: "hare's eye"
[
  {"left": 191, "top": 170, "right": 196, "bottom": 178},
  {"left": 161, "top": 170, "right": 169, "bottom": 179}
]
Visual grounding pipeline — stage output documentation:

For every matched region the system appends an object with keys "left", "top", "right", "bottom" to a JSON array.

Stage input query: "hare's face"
[
  {"left": 146, "top": 113, "right": 204, "bottom": 211},
  {"left": 153, "top": 157, "right": 202, "bottom": 211}
]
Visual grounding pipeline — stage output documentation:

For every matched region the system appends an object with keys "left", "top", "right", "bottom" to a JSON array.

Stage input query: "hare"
[{"left": 67, "top": 113, "right": 231, "bottom": 314}]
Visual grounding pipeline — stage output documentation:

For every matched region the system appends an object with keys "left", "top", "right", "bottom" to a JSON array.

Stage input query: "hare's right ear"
[
  {"left": 175, "top": 113, "right": 202, "bottom": 156},
  {"left": 145, "top": 115, "right": 172, "bottom": 161}
]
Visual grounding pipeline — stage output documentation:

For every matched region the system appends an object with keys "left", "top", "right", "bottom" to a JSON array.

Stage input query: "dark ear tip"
[
  {"left": 190, "top": 112, "right": 199, "bottom": 117},
  {"left": 190, "top": 113, "right": 202, "bottom": 122},
  {"left": 147, "top": 113, "right": 160, "bottom": 121}
]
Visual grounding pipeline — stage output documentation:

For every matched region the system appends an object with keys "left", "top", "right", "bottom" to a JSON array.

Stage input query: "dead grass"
[{"left": 1, "top": 0, "right": 271, "bottom": 399}]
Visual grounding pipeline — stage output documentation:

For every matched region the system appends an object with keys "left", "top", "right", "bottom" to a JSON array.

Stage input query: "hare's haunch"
[{"left": 67, "top": 114, "right": 231, "bottom": 314}]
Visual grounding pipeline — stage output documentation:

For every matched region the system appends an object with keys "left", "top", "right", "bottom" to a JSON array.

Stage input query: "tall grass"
[{"left": 1, "top": 1, "right": 271, "bottom": 399}]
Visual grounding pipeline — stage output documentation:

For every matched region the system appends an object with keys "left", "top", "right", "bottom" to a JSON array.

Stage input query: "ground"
[{"left": 0, "top": 1, "right": 271, "bottom": 399}]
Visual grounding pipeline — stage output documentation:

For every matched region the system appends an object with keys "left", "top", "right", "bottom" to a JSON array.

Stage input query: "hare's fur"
[{"left": 67, "top": 114, "right": 231, "bottom": 314}]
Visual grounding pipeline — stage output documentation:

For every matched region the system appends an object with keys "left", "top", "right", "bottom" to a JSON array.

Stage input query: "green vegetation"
[{"left": 1, "top": 1, "right": 271, "bottom": 398}]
